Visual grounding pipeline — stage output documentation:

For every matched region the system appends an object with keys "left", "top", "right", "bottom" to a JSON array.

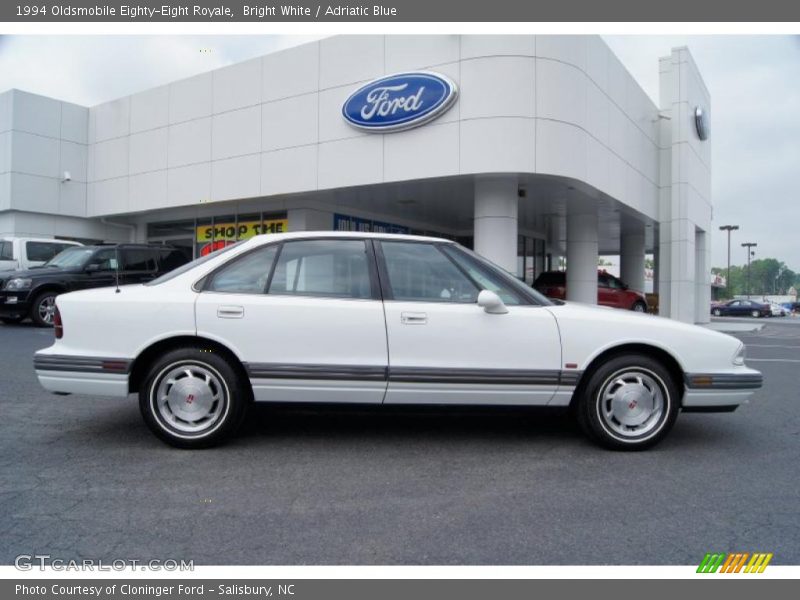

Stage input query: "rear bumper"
[
  {"left": 34, "top": 353, "right": 131, "bottom": 397},
  {"left": 682, "top": 370, "right": 763, "bottom": 412}
]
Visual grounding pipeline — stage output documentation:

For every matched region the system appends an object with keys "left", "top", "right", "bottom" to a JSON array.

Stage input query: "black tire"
[
  {"left": 631, "top": 301, "right": 647, "bottom": 313},
  {"left": 751, "top": 310, "right": 760, "bottom": 318},
  {"left": 575, "top": 353, "right": 680, "bottom": 450},
  {"left": 29, "top": 291, "right": 58, "bottom": 327},
  {"left": 0, "top": 316, "right": 25, "bottom": 324},
  {"left": 139, "top": 347, "right": 250, "bottom": 449}
]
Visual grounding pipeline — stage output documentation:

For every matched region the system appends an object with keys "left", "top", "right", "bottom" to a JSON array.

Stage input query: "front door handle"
[
  {"left": 217, "top": 305, "right": 244, "bottom": 319},
  {"left": 401, "top": 311, "right": 427, "bottom": 325}
]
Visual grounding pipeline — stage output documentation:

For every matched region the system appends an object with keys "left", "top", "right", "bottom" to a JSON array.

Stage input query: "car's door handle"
[
  {"left": 401, "top": 311, "right": 427, "bottom": 325},
  {"left": 217, "top": 305, "right": 244, "bottom": 319}
]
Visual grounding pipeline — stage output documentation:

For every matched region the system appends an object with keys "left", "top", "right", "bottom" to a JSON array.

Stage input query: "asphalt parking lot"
[{"left": 1, "top": 318, "right": 798, "bottom": 566}]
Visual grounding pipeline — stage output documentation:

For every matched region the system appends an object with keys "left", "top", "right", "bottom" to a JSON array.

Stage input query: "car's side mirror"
[{"left": 477, "top": 290, "right": 508, "bottom": 314}]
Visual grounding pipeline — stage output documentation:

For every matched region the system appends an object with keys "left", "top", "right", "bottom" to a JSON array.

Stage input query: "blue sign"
[
  {"left": 342, "top": 72, "right": 458, "bottom": 133},
  {"left": 334, "top": 214, "right": 410, "bottom": 234}
]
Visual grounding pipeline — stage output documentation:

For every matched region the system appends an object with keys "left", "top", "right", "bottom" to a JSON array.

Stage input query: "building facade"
[{"left": 0, "top": 35, "right": 712, "bottom": 323}]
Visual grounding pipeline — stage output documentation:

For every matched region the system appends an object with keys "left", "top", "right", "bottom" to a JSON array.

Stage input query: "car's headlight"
[
  {"left": 4, "top": 278, "right": 32, "bottom": 290},
  {"left": 733, "top": 344, "right": 746, "bottom": 366}
]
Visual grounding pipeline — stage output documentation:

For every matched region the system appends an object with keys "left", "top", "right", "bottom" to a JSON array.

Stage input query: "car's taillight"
[{"left": 54, "top": 306, "right": 63, "bottom": 339}]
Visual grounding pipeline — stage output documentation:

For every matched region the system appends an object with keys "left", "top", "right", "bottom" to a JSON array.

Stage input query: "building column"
[
  {"left": 620, "top": 222, "right": 646, "bottom": 293},
  {"left": 695, "top": 229, "right": 710, "bottom": 324},
  {"left": 473, "top": 176, "right": 518, "bottom": 273},
  {"left": 566, "top": 206, "right": 598, "bottom": 304}
]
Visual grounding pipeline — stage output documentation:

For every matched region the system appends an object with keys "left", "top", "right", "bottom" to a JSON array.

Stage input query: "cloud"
[{"left": 0, "top": 35, "right": 323, "bottom": 106}]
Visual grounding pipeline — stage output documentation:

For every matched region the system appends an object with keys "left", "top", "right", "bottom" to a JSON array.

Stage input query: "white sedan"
[{"left": 34, "top": 232, "right": 762, "bottom": 450}]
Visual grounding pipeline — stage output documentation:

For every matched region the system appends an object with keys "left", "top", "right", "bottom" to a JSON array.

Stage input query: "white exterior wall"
[{"left": 80, "top": 35, "right": 660, "bottom": 222}]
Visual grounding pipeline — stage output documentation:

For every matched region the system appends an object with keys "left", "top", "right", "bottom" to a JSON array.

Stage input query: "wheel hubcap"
[
  {"left": 38, "top": 296, "right": 56, "bottom": 324},
  {"left": 634, "top": 304, "right": 645, "bottom": 312},
  {"left": 154, "top": 363, "right": 226, "bottom": 434},
  {"left": 598, "top": 369, "right": 665, "bottom": 438}
]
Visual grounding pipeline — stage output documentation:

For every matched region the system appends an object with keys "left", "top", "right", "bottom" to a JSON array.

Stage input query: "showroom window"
[
  {"left": 381, "top": 241, "right": 479, "bottom": 303},
  {"left": 207, "top": 245, "right": 278, "bottom": 294},
  {"left": 268, "top": 240, "right": 372, "bottom": 300}
]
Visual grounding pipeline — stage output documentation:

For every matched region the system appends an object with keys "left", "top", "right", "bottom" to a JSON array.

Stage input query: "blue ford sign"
[{"left": 342, "top": 72, "right": 458, "bottom": 133}]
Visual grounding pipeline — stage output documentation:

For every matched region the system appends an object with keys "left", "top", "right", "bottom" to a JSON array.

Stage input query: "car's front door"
[
  {"left": 597, "top": 274, "right": 619, "bottom": 308},
  {"left": 73, "top": 248, "right": 119, "bottom": 291},
  {"left": 376, "top": 241, "right": 563, "bottom": 406},
  {"left": 195, "top": 238, "right": 388, "bottom": 404}
]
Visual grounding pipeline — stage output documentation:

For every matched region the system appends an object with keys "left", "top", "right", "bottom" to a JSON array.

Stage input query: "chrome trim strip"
[
  {"left": 389, "top": 367, "right": 562, "bottom": 385},
  {"left": 33, "top": 355, "right": 132, "bottom": 374},
  {"left": 684, "top": 372, "right": 763, "bottom": 390},
  {"left": 245, "top": 363, "right": 387, "bottom": 381}
]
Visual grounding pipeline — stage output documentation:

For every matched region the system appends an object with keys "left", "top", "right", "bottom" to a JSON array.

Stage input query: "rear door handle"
[
  {"left": 401, "top": 311, "right": 427, "bottom": 325},
  {"left": 217, "top": 305, "right": 244, "bottom": 319}
]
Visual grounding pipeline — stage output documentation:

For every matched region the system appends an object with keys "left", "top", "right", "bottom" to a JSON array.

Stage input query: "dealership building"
[{"left": 0, "top": 35, "right": 712, "bottom": 323}]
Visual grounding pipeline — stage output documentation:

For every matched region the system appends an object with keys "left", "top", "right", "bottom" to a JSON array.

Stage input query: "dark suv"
[
  {"left": 533, "top": 270, "right": 649, "bottom": 312},
  {"left": 0, "top": 244, "right": 189, "bottom": 326}
]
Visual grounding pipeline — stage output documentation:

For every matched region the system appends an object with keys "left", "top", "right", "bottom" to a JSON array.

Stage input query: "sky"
[{"left": 0, "top": 34, "right": 798, "bottom": 271}]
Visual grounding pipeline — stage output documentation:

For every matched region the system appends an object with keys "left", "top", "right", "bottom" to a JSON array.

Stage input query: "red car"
[{"left": 533, "top": 270, "right": 648, "bottom": 312}]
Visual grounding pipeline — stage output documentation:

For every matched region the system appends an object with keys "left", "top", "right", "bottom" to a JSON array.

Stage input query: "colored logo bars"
[{"left": 697, "top": 552, "right": 773, "bottom": 573}]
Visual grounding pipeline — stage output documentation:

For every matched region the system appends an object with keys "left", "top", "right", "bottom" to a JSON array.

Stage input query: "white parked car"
[
  {"left": 0, "top": 237, "right": 82, "bottom": 272},
  {"left": 33, "top": 232, "right": 762, "bottom": 450},
  {"left": 769, "top": 303, "right": 787, "bottom": 317}
]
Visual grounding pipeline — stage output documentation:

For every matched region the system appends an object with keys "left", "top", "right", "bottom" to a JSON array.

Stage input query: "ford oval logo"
[{"left": 342, "top": 72, "right": 458, "bottom": 133}]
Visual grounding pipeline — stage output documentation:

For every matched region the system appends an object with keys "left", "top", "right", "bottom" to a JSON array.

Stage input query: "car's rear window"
[
  {"left": 145, "top": 242, "right": 242, "bottom": 286},
  {"left": 534, "top": 272, "right": 564, "bottom": 286}
]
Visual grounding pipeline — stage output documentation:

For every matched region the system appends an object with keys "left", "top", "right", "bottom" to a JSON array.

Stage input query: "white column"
[
  {"left": 620, "top": 222, "right": 646, "bottom": 293},
  {"left": 566, "top": 207, "right": 598, "bottom": 304},
  {"left": 473, "top": 177, "right": 518, "bottom": 273},
  {"left": 695, "top": 229, "right": 710, "bottom": 324}
]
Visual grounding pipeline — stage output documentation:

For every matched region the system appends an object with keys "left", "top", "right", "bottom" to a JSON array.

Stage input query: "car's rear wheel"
[
  {"left": 139, "top": 347, "right": 249, "bottom": 449},
  {"left": 576, "top": 354, "right": 679, "bottom": 450},
  {"left": 712, "top": 308, "right": 722, "bottom": 316},
  {"left": 30, "top": 291, "right": 58, "bottom": 327},
  {"left": 751, "top": 309, "right": 760, "bottom": 318},
  {"left": 631, "top": 301, "right": 647, "bottom": 313}
]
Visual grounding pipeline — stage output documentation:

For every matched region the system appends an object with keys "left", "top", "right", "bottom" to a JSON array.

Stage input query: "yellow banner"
[{"left": 196, "top": 219, "right": 287, "bottom": 242}]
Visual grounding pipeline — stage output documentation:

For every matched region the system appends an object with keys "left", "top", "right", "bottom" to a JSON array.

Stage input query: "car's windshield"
[
  {"left": 43, "top": 247, "right": 97, "bottom": 268},
  {"left": 145, "top": 242, "right": 243, "bottom": 286}
]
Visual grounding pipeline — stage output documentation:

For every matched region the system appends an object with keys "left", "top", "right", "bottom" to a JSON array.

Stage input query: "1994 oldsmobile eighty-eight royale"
[{"left": 34, "top": 232, "right": 762, "bottom": 450}]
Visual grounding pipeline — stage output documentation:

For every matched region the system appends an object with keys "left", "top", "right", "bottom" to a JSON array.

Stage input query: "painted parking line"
[{"left": 746, "top": 358, "right": 800, "bottom": 363}]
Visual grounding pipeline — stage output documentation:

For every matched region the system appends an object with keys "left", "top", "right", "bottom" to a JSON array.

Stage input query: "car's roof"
[{"left": 247, "top": 231, "right": 452, "bottom": 244}]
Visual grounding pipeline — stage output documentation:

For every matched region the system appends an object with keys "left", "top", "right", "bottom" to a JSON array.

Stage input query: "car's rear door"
[
  {"left": 377, "top": 240, "right": 563, "bottom": 406},
  {"left": 195, "top": 238, "right": 388, "bottom": 404}
]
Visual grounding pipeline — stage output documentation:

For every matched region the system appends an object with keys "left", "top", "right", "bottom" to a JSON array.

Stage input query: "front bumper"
[
  {"left": 0, "top": 290, "right": 32, "bottom": 317},
  {"left": 34, "top": 353, "right": 132, "bottom": 397},
  {"left": 682, "top": 370, "right": 763, "bottom": 412}
]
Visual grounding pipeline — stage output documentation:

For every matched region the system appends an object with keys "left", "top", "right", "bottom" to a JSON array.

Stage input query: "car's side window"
[
  {"left": 207, "top": 245, "right": 278, "bottom": 294},
  {"left": 381, "top": 241, "right": 479, "bottom": 303},
  {"left": 439, "top": 245, "right": 522, "bottom": 305},
  {"left": 0, "top": 241, "right": 12, "bottom": 260},
  {"left": 120, "top": 249, "right": 158, "bottom": 272},
  {"left": 268, "top": 240, "right": 372, "bottom": 300},
  {"left": 87, "top": 249, "right": 119, "bottom": 271},
  {"left": 26, "top": 241, "right": 62, "bottom": 262}
]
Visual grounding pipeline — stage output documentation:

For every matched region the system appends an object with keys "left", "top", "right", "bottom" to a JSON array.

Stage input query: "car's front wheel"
[
  {"left": 139, "top": 347, "right": 250, "bottom": 449},
  {"left": 712, "top": 308, "right": 722, "bottom": 316},
  {"left": 631, "top": 301, "right": 647, "bottom": 313},
  {"left": 751, "top": 309, "right": 761, "bottom": 318},
  {"left": 30, "top": 291, "right": 58, "bottom": 327},
  {"left": 576, "top": 354, "right": 679, "bottom": 450}
]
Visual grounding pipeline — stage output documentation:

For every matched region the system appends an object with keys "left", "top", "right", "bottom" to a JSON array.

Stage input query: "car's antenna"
[{"left": 114, "top": 246, "right": 121, "bottom": 293}]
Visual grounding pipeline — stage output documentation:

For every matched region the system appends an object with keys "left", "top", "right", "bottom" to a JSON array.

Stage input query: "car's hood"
[{"left": 0, "top": 266, "right": 78, "bottom": 280}]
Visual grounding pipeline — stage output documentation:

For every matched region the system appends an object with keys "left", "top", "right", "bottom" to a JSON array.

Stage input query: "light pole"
[
  {"left": 741, "top": 242, "right": 757, "bottom": 298},
  {"left": 719, "top": 225, "right": 739, "bottom": 294}
]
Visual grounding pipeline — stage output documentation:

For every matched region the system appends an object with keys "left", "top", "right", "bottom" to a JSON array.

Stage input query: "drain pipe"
[{"left": 100, "top": 217, "right": 137, "bottom": 243}]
